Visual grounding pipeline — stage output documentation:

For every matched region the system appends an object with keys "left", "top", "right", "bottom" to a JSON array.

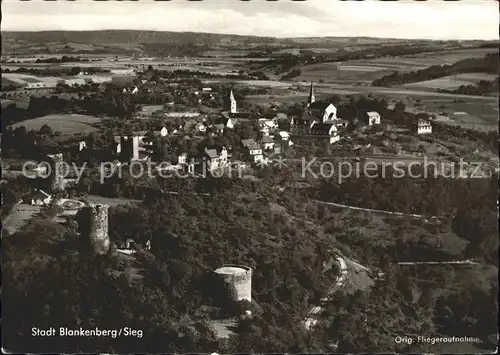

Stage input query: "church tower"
[
  {"left": 229, "top": 89, "right": 237, "bottom": 114},
  {"left": 306, "top": 81, "right": 315, "bottom": 107}
]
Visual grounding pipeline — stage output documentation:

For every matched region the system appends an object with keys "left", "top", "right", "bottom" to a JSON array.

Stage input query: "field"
[
  {"left": 401, "top": 73, "right": 498, "bottom": 90},
  {"left": 2, "top": 203, "right": 42, "bottom": 235},
  {"left": 9, "top": 114, "right": 103, "bottom": 135},
  {"left": 293, "top": 48, "right": 499, "bottom": 84},
  {"left": 2, "top": 73, "right": 62, "bottom": 86}
]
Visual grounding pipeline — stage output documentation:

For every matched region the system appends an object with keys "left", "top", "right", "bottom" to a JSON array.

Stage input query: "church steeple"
[
  {"left": 229, "top": 89, "right": 237, "bottom": 113},
  {"left": 307, "top": 81, "right": 315, "bottom": 107}
]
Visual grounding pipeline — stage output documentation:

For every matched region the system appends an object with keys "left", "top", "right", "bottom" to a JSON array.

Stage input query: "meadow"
[
  {"left": 9, "top": 114, "right": 103, "bottom": 135},
  {"left": 292, "top": 47, "right": 498, "bottom": 84},
  {"left": 400, "top": 73, "right": 498, "bottom": 90}
]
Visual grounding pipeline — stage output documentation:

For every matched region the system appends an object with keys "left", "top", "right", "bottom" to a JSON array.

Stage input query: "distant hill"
[
  {"left": 1, "top": 30, "right": 288, "bottom": 56},
  {"left": 2, "top": 30, "right": 497, "bottom": 56}
]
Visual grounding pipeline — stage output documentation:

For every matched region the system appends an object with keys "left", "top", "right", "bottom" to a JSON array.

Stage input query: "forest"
[
  {"left": 372, "top": 52, "right": 499, "bottom": 87},
  {"left": 438, "top": 77, "right": 499, "bottom": 96},
  {"left": 3, "top": 164, "right": 498, "bottom": 352}
]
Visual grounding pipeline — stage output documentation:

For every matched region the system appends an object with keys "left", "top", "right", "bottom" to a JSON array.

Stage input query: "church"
[{"left": 290, "top": 82, "right": 341, "bottom": 143}]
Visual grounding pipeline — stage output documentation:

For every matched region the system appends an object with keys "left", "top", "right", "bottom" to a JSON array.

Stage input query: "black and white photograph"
[{"left": 1, "top": 0, "right": 499, "bottom": 353}]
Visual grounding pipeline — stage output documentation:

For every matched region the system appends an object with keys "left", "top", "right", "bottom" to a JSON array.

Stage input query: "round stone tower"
[
  {"left": 214, "top": 265, "right": 252, "bottom": 302},
  {"left": 78, "top": 204, "right": 110, "bottom": 255},
  {"left": 47, "top": 153, "right": 65, "bottom": 191}
]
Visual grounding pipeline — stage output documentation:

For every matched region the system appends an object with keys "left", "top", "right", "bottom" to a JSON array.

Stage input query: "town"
[{"left": 2, "top": 1, "right": 499, "bottom": 354}]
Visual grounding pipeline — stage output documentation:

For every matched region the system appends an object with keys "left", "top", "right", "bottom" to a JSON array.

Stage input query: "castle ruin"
[{"left": 77, "top": 203, "right": 110, "bottom": 255}]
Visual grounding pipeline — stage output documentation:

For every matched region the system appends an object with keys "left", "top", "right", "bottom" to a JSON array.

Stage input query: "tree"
[
  {"left": 38, "top": 124, "right": 53, "bottom": 137},
  {"left": 394, "top": 101, "right": 406, "bottom": 114}
]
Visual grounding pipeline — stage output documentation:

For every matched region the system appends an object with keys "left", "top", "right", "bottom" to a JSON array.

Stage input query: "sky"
[{"left": 2, "top": 0, "right": 499, "bottom": 40}]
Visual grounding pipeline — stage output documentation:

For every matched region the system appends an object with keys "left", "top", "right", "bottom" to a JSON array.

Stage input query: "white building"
[
  {"left": 158, "top": 126, "right": 169, "bottom": 137},
  {"left": 248, "top": 144, "right": 263, "bottom": 163},
  {"left": 241, "top": 139, "right": 263, "bottom": 163},
  {"left": 417, "top": 119, "right": 432, "bottom": 134},
  {"left": 59, "top": 78, "right": 87, "bottom": 86},
  {"left": 365, "top": 111, "right": 381, "bottom": 125},
  {"left": 110, "top": 68, "right": 136, "bottom": 76}
]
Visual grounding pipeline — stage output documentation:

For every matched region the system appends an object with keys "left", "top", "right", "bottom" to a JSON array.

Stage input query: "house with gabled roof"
[
  {"left": 204, "top": 146, "right": 229, "bottom": 171},
  {"left": 363, "top": 111, "right": 381, "bottom": 126},
  {"left": 309, "top": 122, "right": 340, "bottom": 143},
  {"left": 416, "top": 119, "right": 432, "bottom": 134},
  {"left": 261, "top": 135, "right": 275, "bottom": 151}
]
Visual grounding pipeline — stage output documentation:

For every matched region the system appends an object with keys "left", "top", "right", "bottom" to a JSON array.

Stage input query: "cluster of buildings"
[
  {"left": 290, "top": 83, "right": 383, "bottom": 143},
  {"left": 107, "top": 89, "right": 293, "bottom": 173}
]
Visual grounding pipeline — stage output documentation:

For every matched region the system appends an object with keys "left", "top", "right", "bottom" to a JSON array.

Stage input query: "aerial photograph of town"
[{"left": 1, "top": 0, "right": 498, "bottom": 353}]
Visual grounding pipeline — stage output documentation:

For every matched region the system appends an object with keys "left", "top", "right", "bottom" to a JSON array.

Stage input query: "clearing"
[
  {"left": 9, "top": 114, "right": 103, "bottom": 135},
  {"left": 2, "top": 203, "right": 42, "bottom": 235}
]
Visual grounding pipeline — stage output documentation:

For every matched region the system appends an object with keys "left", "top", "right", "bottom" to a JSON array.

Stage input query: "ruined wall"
[
  {"left": 47, "top": 153, "right": 64, "bottom": 191},
  {"left": 78, "top": 204, "right": 110, "bottom": 255},
  {"left": 215, "top": 265, "right": 252, "bottom": 302}
]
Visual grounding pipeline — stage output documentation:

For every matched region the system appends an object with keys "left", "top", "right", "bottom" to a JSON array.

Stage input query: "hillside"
[
  {"left": 3, "top": 30, "right": 497, "bottom": 56},
  {"left": 372, "top": 52, "right": 499, "bottom": 87}
]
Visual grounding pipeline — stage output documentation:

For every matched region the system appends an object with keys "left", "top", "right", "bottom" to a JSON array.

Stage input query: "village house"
[
  {"left": 242, "top": 139, "right": 264, "bottom": 163},
  {"left": 204, "top": 146, "right": 229, "bottom": 171},
  {"left": 28, "top": 189, "right": 52, "bottom": 206},
  {"left": 178, "top": 152, "right": 188, "bottom": 165},
  {"left": 363, "top": 111, "right": 381, "bottom": 125},
  {"left": 261, "top": 135, "right": 275, "bottom": 151},
  {"left": 114, "top": 130, "right": 159, "bottom": 161},
  {"left": 416, "top": 119, "right": 432, "bottom": 134},
  {"left": 275, "top": 131, "right": 293, "bottom": 146}
]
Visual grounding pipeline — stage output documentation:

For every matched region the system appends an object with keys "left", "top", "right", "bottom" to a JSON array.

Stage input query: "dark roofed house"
[
  {"left": 261, "top": 135, "right": 275, "bottom": 150},
  {"left": 203, "top": 146, "right": 228, "bottom": 171},
  {"left": 310, "top": 122, "right": 340, "bottom": 143},
  {"left": 290, "top": 112, "right": 316, "bottom": 135},
  {"left": 241, "top": 138, "right": 258, "bottom": 148}
]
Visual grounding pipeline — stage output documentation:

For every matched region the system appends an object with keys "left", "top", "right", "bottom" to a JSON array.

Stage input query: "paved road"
[
  {"left": 312, "top": 199, "right": 441, "bottom": 220},
  {"left": 398, "top": 260, "right": 477, "bottom": 266}
]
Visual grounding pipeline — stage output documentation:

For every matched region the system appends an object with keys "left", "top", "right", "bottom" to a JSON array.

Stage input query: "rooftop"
[
  {"left": 214, "top": 266, "right": 251, "bottom": 275},
  {"left": 309, "top": 101, "right": 332, "bottom": 111}
]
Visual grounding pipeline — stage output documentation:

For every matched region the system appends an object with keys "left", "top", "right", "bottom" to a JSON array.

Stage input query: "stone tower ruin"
[
  {"left": 214, "top": 265, "right": 252, "bottom": 302},
  {"left": 47, "top": 153, "right": 65, "bottom": 191},
  {"left": 77, "top": 203, "right": 110, "bottom": 255}
]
